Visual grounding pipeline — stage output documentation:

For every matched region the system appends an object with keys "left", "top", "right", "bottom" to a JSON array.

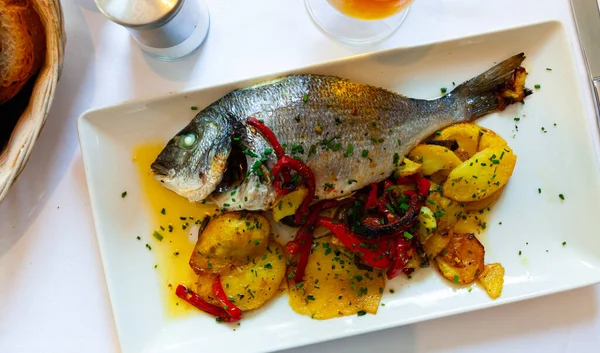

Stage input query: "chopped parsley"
[
  {"left": 191, "top": 106, "right": 198, "bottom": 110},
  {"left": 559, "top": 194, "right": 565, "bottom": 200},
  {"left": 534, "top": 84, "right": 541, "bottom": 89},
  {"left": 153, "top": 231, "right": 163, "bottom": 241},
  {"left": 361, "top": 150, "right": 369, "bottom": 158},
  {"left": 440, "top": 87, "right": 447, "bottom": 94},
  {"left": 121, "top": 191, "right": 127, "bottom": 198},
  {"left": 343, "top": 143, "right": 354, "bottom": 158},
  {"left": 357, "top": 310, "right": 367, "bottom": 316},
  {"left": 453, "top": 274, "right": 459, "bottom": 284}
]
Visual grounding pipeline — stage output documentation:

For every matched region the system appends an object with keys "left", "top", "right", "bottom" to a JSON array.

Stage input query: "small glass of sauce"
[{"left": 95, "top": 0, "right": 210, "bottom": 61}]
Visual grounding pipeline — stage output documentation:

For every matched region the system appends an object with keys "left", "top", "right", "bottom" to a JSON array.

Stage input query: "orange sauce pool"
[
  {"left": 328, "top": 0, "right": 413, "bottom": 20},
  {"left": 133, "top": 143, "right": 216, "bottom": 317}
]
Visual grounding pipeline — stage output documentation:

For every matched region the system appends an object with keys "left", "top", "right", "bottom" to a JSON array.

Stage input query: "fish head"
[{"left": 151, "top": 113, "right": 231, "bottom": 202}]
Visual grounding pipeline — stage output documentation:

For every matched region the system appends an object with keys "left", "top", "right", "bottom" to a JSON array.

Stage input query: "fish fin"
[{"left": 451, "top": 53, "right": 527, "bottom": 120}]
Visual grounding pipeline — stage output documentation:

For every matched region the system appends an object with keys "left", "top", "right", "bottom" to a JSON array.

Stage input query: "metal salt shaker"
[{"left": 95, "top": 0, "right": 210, "bottom": 61}]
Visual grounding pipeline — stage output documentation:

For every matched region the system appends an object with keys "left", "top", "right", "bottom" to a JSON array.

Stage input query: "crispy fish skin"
[{"left": 152, "top": 53, "right": 528, "bottom": 210}]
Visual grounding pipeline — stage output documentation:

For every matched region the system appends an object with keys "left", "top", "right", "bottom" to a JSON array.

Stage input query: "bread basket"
[{"left": 0, "top": 0, "right": 65, "bottom": 202}]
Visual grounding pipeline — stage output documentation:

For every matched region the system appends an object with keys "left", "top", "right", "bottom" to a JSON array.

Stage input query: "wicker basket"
[{"left": 0, "top": 0, "right": 65, "bottom": 202}]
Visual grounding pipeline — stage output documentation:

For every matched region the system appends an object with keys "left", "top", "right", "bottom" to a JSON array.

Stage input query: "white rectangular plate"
[{"left": 78, "top": 21, "right": 600, "bottom": 353}]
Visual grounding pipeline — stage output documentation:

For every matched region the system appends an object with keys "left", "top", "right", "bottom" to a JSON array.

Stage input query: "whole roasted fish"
[{"left": 151, "top": 53, "right": 528, "bottom": 210}]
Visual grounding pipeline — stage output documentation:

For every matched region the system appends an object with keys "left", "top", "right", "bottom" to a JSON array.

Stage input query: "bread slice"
[{"left": 0, "top": 0, "right": 46, "bottom": 105}]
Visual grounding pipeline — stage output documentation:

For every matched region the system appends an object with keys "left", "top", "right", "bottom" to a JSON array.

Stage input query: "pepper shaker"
[{"left": 95, "top": 0, "right": 210, "bottom": 61}]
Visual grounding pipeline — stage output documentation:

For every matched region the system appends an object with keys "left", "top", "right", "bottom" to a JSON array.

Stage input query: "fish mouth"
[{"left": 150, "top": 161, "right": 170, "bottom": 177}]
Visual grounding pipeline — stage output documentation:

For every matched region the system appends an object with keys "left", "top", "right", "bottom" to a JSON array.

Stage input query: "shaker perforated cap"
[
  {"left": 95, "top": 0, "right": 200, "bottom": 49},
  {"left": 95, "top": 0, "right": 183, "bottom": 28}
]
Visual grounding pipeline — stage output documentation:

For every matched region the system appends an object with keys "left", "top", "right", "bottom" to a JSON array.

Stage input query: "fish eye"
[{"left": 178, "top": 133, "right": 198, "bottom": 149}]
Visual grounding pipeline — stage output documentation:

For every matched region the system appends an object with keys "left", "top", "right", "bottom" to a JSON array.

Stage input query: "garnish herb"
[
  {"left": 153, "top": 231, "right": 163, "bottom": 241},
  {"left": 121, "top": 191, "right": 127, "bottom": 198}
]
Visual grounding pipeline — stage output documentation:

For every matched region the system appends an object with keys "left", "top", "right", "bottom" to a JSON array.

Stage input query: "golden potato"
[
  {"left": 478, "top": 128, "right": 507, "bottom": 151},
  {"left": 442, "top": 146, "right": 517, "bottom": 202},
  {"left": 396, "top": 158, "right": 422, "bottom": 177},
  {"left": 436, "top": 233, "right": 485, "bottom": 285},
  {"left": 272, "top": 187, "right": 308, "bottom": 222},
  {"left": 435, "top": 123, "right": 481, "bottom": 157},
  {"left": 190, "top": 212, "right": 270, "bottom": 274},
  {"left": 429, "top": 169, "right": 451, "bottom": 185},
  {"left": 418, "top": 206, "right": 437, "bottom": 241},
  {"left": 426, "top": 186, "right": 464, "bottom": 231},
  {"left": 424, "top": 229, "right": 452, "bottom": 260},
  {"left": 408, "top": 144, "right": 462, "bottom": 176},
  {"left": 478, "top": 263, "right": 505, "bottom": 299},
  {"left": 453, "top": 213, "right": 485, "bottom": 234},
  {"left": 464, "top": 186, "right": 504, "bottom": 212},
  {"left": 288, "top": 237, "right": 384, "bottom": 320},
  {"left": 195, "top": 242, "right": 287, "bottom": 311}
]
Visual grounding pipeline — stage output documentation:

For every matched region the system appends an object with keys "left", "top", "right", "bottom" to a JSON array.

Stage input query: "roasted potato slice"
[
  {"left": 436, "top": 233, "right": 485, "bottom": 285},
  {"left": 418, "top": 206, "right": 437, "bottom": 241},
  {"left": 429, "top": 169, "right": 451, "bottom": 185},
  {"left": 442, "top": 146, "right": 517, "bottom": 202},
  {"left": 426, "top": 185, "right": 464, "bottom": 231},
  {"left": 453, "top": 213, "right": 485, "bottom": 234},
  {"left": 478, "top": 263, "right": 505, "bottom": 299},
  {"left": 408, "top": 144, "right": 462, "bottom": 176},
  {"left": 435, "top": 123, "right": 481, "bottom": 158},
  {"left": 272, "top": 187, "right": 308, "bottom": 222},
  {"left": 190, "top": 212, "right": 270, "bottom": 274},
  {"left": 288, "top": 237, "right": 384, "bottom": 320},
  {"left": 195, "top": 242, "right": 287, "bottom": 311},
  {"left": 478, "top": 128, "right": 507, "bottom": 151},
  {"left": 396, "top": 158, "right": 422, "bottom": 177},
  {"left": 424, "top": 229, "right": 452, "bottom": 260},
  {"left": 464, "top": 186, "right": 504, "bottom": 212}
]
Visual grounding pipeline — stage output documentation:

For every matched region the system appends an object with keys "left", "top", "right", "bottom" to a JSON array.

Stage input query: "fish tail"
[{"left": 450, "top": 53, "right": 531, "bottom": 120}]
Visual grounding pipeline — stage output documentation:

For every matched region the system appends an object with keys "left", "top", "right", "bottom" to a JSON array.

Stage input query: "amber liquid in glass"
[{"left": 328, "top": 0, "right": 412, "bottom": 20}]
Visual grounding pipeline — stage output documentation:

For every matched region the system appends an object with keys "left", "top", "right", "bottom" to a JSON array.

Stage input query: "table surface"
[{"left": 2, "top": 0, "right": 600, "bottom": 352}]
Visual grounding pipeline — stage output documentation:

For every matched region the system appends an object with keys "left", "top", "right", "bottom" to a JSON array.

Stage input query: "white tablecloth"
[{"left": 1, "top": 0, "right": 599, "bottom": 352}]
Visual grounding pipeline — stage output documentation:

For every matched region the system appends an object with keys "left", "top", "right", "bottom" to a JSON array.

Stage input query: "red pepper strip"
[
  {"left": 247, "top": 117, "right": 284, "bottom": 158},
  {"left": 386, "top": 237, "right": 413, "bottom": 280},
  {"left": 175, "top": 284, "right": 234, "bottom": 322},
  {"left": 397, "top": 176, "right": 414, "bottom": 185},
  {"left": 403, "top": 189, "right": 417, "bottom": 197},
  {"left": 286, "top": 199, "right": 349, "bottom": 255},
  {"left": 272, "top": 156, "right": 316, "bottom": 224},
  {"left": 383, "top": 179, "right": 395, "bottom": 190},
  {"left": 212, "top": 276, "right": 243, "bottom": 321},
  {"left": 293, "top": 239, "right": 312, "bottom": 283},
  {"left": 365, "top": 183, "right": 379, "bottom": 209},
  {"left": 247, "top": 117, "right": 291, "bottom": 184},
  {"left": 285, "top": 199, "right": 350, "bottom": 282},
  {"left": 316, "top": 217, "right": 392, "bottom": 268},
  {"left": 415, "top": 176, "right": 431, "bottom": 198}
]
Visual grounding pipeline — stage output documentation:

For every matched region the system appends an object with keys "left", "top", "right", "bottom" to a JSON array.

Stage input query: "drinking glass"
[{"left": 305, "top": 0, "right": 413, "bottom": 44}]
